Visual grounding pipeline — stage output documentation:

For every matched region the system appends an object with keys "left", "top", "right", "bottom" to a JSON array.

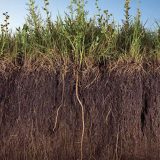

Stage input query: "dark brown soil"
[{"left": 0, "top": 63, "right": 160, "bottom": 160}]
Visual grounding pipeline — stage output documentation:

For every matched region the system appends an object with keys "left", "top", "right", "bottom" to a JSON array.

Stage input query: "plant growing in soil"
[
  {"left": 1, "top": 1, "right": 160, "bottom": 160},
  {"left": 0, "top": 0, "right": 159, "bottom": 64}
]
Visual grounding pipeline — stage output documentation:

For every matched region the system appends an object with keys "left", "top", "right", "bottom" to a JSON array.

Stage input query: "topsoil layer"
[{"left": 0, "top": 63, "right": 160, "bottom": 160}]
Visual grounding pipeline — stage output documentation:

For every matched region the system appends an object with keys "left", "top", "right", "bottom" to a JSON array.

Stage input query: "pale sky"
[{"left": 0, "top": 0, "right": 160, "bottom": 30}]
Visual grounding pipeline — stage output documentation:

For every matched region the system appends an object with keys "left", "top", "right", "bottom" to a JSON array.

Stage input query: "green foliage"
[
  {"left": 0, "top": 0, "right": 159, "bottom": 65},
  {"left": 0, "top": 12, "right": 10, "bottom": 55},
  {"left": 155, "top": 22, "right": 160, "bottom": 54},
  {"left": 124, "top": 0, "right": 131, "bottom": 31}
]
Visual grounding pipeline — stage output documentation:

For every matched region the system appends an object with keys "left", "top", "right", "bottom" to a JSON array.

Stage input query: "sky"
[{"left": 0, "top": 0, "right": 160, "bottom": 30}]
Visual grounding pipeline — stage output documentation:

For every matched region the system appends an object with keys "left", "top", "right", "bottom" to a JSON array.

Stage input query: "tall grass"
[{"left": 0, "top": 0, "right": 159, "bottom": 66}]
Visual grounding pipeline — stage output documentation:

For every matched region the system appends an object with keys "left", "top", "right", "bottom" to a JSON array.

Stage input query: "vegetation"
[
  {"left": 0, "top": 0, "right": 160, "bottom": 67},
  {"left": 1, "top": 2, "right": 160, "bottom": 160}
]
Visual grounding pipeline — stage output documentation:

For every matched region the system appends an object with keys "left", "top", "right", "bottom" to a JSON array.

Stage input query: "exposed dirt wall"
[{"left": 0, "top": 64, "right": 160, "bottom": 160}]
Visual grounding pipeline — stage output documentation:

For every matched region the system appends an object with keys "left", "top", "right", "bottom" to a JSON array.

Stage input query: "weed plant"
[{"left": 0, "top": 0, "right": 160, "bottom": 66}]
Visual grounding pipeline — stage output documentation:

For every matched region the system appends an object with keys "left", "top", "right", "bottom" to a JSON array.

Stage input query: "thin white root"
[
  {"left": 53, "top": 105, "right": 62, "bottom": 132},
  {"left": 76, "top": 72, "right": 85, "bottom": 160},
  {"left": 53, "top": 73, "right": 65, "bottom": 132},
  {"left": 105, "top": 107, "right": 112, "bottom": 124}
]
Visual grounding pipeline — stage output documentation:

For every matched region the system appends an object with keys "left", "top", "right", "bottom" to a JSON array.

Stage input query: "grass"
[{"left": 0, "top": 0, "right": 160, "bottom": 67}]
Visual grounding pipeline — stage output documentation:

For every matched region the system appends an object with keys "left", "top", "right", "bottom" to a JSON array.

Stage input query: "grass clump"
[{"left": 0, "top": 0, "right": 160, "bottom": 67}]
